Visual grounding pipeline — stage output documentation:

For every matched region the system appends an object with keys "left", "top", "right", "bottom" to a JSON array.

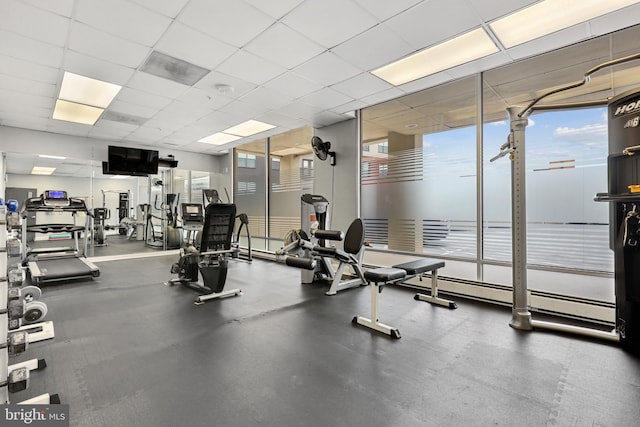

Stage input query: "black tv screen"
[{"left": 107, "top": 146, "right": 159, "bottom": 176}]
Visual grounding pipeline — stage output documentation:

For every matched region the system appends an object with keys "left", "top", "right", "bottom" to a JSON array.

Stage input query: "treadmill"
[{"left": 21, "top": 190, "right": 100, "bottom": 285}]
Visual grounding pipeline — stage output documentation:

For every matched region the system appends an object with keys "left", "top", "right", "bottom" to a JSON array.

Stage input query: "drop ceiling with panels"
[{"left": 1, "top": 0, "right": 639, "bottom": 157}]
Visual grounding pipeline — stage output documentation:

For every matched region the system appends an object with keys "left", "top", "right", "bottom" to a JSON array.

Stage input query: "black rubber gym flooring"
[{"left": 10, "top": 255, "right": 640, "bottom": 426}]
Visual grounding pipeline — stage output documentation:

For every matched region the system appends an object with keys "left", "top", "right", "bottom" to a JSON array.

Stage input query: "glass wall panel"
[
  {"left": 234, "top": 139, "right": 267, "bottom": 250},
  {"left": 268, "top": 127, "right": 314, "bottom": 251},
  {"left": 361, "top": 78, "right": 477, "bottom": 259},
  {"left": 190, "top": 170, "right": 211, "bottom": 204}
]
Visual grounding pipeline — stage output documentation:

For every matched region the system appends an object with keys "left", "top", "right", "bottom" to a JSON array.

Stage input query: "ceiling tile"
[
  {"left": 588, "top": 4, "right": 640, "bottom": 38},
  {"left": 0, "top": 74, "right": 57, "bottom": 98},
  {"left": 243, "top": 0, "right": 304, "bottom": 19},
  {"left": 115, "top": 87, "right": 173, "bottom": 110},
  {"left": 195, "top": 71, "right": 259, "bottom": 99},
  {"left": 298, "top": 88, "right": 354, "bottom": 110},
  {"left": 0, "top": 100, "right": 51, "bottom": 119},
  {"left": 0, "top": 89, "right": 53, "bottom": 111},
  {"left": 239, "top": 87, "right": 295, "bottom": 110},
  {"left": 262, "top": 71, "right": 324, "bottom": 99},
  {"left": 128, "top": 0, "right": 190, "bottom": 18},
  {"left": 0, "top": 56, "right": 59, "bottom": 85},
  {"left": 220, "top": 100, "right": 264, "bottom": 120},
  {"left": 331, "top": 23, "right": 414, "bottom": 71},
  {"left": 179, "top": 0, "right": 274, "bottom": 48},
  {"left": 0, "top": 29, "right": 64, "bottom": 68},
  {"left": 63, "top": 50, "right": 136, "bottom": 86},
  {"left": 161, "top": 100, "right": 213, "bottom": 122},
  {"left": 505, "top": 25, "right": 592, "bottom": 61},
  {"left": 385, "top": 0, "right": 483, "bottom": 51},
  {"left": 127, "top": 71, "right": 189, "bottom": 99},
  {"left": 21, "top": 0, "right": 75, "bottom": 17},
  {"left": 0, "top": 0, "right": 70, "bottom": 46},
  {"left": 155, "top": 22, "right": 237, "bottom": 70},
  {"left": 331, "top": 72, "right": 393, "bottom": 99},
  {"left": 90, "top": 120, "right": 137, "bottom": 139},
  {"left": 311, "top": 111, "right": 348, "bottom": 127},
  {"left": 75, "top": 0, "right": 172, "bottom": 47},
  {"left": 69, "top": 23, "right": 151, "bottom": 68},
  {"left": 177, "top": 87, "right": 234, "bottom": 110},
  {"left": 359, "top": 87, "right": 406, "bottom": 106},
  {"left": 292, "top": 51, "right": 362, "bottom": 86},
  {"left": 282, "top": 0, "right": 379, "bottom": 48},
  {"left": 274, "top": 100, "right": 324, "bottom": 120},
  {"left": 330, "top": 99, "right": 368, "bottom": 115},
  {"left": 0, "top": 117, "right": 48, "bottom": 131},
  {"left": 254, "top": 110, "right": 306, "bottom": 128},
  {"left": 108, "top": 99, "right": 158, "bottom": 119},
  {"left": 465, "top": 0, "right": 538, "bottom": 22},
  {"left": 217, "top": 50, "right": 287, "bottom": 85},
  {"left": 352, "top": 0, "right": 423, "bottom": 21},
  {"left": 244, "top": 23, "right": 325, "bottom": 70}
]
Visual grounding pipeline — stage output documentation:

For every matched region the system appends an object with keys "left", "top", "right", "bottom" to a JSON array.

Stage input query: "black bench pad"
[
  {"left": 392, "top": 259, "right": 444, "bottom": 275},
  {"left": 364, "top": 267, "right": 406, "bottom": 283}
]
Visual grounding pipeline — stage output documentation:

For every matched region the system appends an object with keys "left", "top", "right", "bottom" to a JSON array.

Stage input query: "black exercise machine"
[
  {"left": 353, "top": 258, "right": 455, "bottom": 339},
  {"left": 20, "top": 191, "right": 100, "bottom": 285},
  {"left": 165, "top": 202, "right": 241, "bottom": 304},
  {"left": 313, "top": 218, "right": 368, "bottom": 295}
]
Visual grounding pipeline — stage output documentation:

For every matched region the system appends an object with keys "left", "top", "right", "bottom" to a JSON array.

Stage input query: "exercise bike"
[{"left": 165, "top": 202, "right": 242, "bottom": 304}]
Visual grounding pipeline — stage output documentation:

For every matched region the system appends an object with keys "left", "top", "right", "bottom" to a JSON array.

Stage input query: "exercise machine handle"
[{"left": 314, "top": 229, "right": 344, "bottom": 241}]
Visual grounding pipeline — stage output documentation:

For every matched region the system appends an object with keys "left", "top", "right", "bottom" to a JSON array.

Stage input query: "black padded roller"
[
  {"left": 313, "top": 229, "right": 344, "bottom": 241},
  {"left": 285, "top": 256, "right": 317, "bottom": 270}
]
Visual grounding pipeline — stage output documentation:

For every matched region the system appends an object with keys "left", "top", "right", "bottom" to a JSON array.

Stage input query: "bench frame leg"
[
  {"left": 194, "top": 288, "right": 242, "bottom": 305},
  {"left": 413, "top": 270, "right": 457, "bottom": 309},
  {"left": 326, "top": 261, "right": 367, "bottom": 296},
  {"left": 353, "top": 282, "right": 400, "bottom": 339}
]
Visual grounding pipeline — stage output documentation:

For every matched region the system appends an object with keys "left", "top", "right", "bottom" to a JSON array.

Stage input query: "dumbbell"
[{"left": 7, "top": 289, "right": 48, "bottom": 329}]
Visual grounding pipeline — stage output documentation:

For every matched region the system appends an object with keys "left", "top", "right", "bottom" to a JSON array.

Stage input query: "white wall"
[{"left": 0, "top": 126, "right": 224, "bottom": 172}]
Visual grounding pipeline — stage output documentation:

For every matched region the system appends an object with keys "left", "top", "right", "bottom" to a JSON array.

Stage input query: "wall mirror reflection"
[{"left": 4, "top": 151, "right": 229, "bottom": 259}]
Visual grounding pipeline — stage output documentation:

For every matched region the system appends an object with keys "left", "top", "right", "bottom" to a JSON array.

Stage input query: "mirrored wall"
[{"left": 3, "top": 151, "right": 228, "bottom": 258}]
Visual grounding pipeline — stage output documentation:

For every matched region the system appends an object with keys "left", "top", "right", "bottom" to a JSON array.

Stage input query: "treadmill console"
[
  {"left": 43, "top": 190, "right": 70, "bottom": 207},
  {"left": 181, "top": 203, "right": 204, "bottom": 231}
]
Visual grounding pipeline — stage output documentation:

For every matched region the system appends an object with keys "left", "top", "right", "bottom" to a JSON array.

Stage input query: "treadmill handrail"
[
  {"left": 21, "top": 196, "right": 89, "bottom": 216},
  {"left": 26, "top": 224, "right": 86, "bottom": 234}
]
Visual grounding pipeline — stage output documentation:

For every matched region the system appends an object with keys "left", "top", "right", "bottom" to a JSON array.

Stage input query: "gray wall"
[{"left": 314, "top": 118, "right": 359, "bottom": 233}]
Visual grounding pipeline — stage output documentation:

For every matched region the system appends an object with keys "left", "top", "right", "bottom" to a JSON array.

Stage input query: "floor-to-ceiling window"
[
  {"left": 360, "top": 25, "right": 640, "bottom": 305},
  {"left": 231, "top": 127, "right": 314, "bottom": 251},
  {"left": 234, "top": 139, "right": 267, "bottom": 250},
  {"left": 268, "top": 127, "right": 314, "bottom": 251},
  {"left": 361, "top": 77, "right": 477, "bottom": 259}
]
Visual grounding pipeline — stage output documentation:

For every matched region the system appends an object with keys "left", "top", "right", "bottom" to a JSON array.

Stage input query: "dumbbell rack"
[{"left": 1, "top": 207, "right": 59, "bottom": 404}]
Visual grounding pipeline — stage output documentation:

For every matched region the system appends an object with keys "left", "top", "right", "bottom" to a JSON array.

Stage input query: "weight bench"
[{"left": 353, "top": 258, "right": 456, "bottom": 339}]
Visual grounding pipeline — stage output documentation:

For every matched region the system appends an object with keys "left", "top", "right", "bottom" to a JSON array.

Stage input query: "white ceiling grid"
[{"left": 0, "top": 0, "right": 639, "bottom": 155}]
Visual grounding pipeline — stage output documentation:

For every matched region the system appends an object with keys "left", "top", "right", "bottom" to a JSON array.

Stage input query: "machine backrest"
[
  {"left": 343, "top": 218, "right": 365, "bottom": 255},
  {"left": 200, "top": 203, "right": 236, "bottom": 252}
]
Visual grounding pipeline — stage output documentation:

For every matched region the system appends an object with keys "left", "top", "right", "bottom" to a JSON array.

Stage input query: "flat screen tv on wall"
[{"left": 107, "top": 145, "right": 159, "bottom": 176}]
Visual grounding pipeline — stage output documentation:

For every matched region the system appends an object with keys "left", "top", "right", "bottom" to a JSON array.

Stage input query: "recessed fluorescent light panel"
[
  {"left": 38, "top": 154, "right": 67, "bottom": 160},
  {"left": 490, "top": 0, "right": 640, "bottom": 48},
  {"left": 52, "top": 99, "right": 104, "bottom": 125},
  {"left": 198, "top": 120, "right": 276, "bottom": 146},
  {"left": 58, "top": 72, "right": 122, "bottom": 108},
  {"left": 53, "top": 72, "right": 122, "bottom": 125},
  {"left": 224, "top": 120, "right": 276, "bottom": 137},
  {"left": 198, "top": 133, "right": 242, "bottom": 145},
  {"left": 372, "top": 28, "right": 498, "bottom": 86},
  {"left": 31, "top": 166, "right": 56, "bottom": 175}
]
